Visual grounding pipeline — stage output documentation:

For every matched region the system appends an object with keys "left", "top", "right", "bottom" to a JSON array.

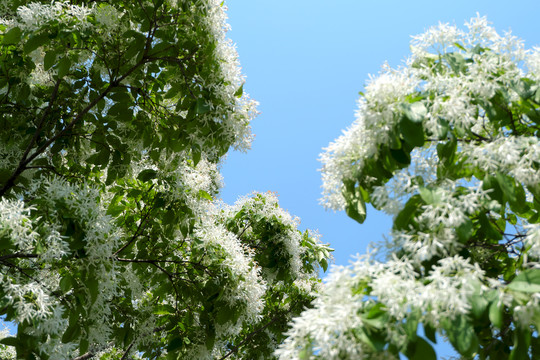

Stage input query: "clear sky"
[
  {"left": 219, "top": 0, "right": 540, "bottom": 357},
  {"left": 220, "top": 0, "right": 540, "bottom": 270}
]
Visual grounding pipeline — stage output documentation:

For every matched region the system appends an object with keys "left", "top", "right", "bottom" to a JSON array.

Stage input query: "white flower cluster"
[
  {"left": 31, "top": 305, "right": 77, "bottom": 358},
  {"left": 276, "top": 253, "right": 484, "bottom": 359},
  {"left": 0, "top": 194, "right": 70, "bottom": 348},
  {"left": 523, "top": 223, "right": 540, "bottom": 260},
  {"left": 2, "top": 0, "right": 127, "bottom": 34},
  {"left": 198, "top": 0, "right": 258, "bottom": 151},
  {"left": 319, "top": 65, "right": 418, "bottom": 211},
  {"left": 228, "top": 192, "right": 306, "bottom": 279},
  {"left": 42, "top": 177, "right": 120, "bottom": 260},
  {"left": 14, "top": 1, "right": 93, "bottom": 31},
  {"left": 196, "top": 220, "right": 267, "bottom": 322},
  {"left": 0, "top": 198, "right": 38, "bottom": 249},
  {"left": 320, "top": 15, "right": 527, "bottom": 211},
  {"left": 193, "top": 191, "right": 315, "bottom": 334},
  {"left": 464, "top": 136, "right": 540, "bottom": 188},
  {"left": 33, "top": 177, "right": 122, "bottom": 349},
  {"left": 0, "top": 274, "right": 52, "bottom": 324},
  {"left": 0, "top": 141, "right": 24, "bottom": 173}
]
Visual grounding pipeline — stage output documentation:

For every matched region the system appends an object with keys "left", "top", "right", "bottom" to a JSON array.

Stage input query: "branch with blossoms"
[
  {"left": 0, "top": 1, "right": 331, "bottom": 359},
  {"left": 279, "top": 15, "right": 540, "bottom": 360}
]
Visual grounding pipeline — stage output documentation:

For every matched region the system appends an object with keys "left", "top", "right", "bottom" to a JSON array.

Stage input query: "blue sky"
[
  {"left": 219, "top": 0, "right": 540, "bottom": 357},
  {"left": 221, "top": 0, "right": 540, "bottom": 264}
]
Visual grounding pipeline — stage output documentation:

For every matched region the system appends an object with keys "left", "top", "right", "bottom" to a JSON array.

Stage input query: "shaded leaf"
[
  {"left": 508, "top": 268, "right": 540, "bottom": 293},
  {"left": 2, "top": 27, "right": 22, "bottom": 45}
]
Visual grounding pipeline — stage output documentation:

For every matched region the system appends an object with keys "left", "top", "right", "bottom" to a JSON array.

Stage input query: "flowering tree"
[
  {"left": 0, "top": 1, "right": 331, "bottom": 359},
  {"left": 277, "top": 17, "right": 540, "bottom": 360}
]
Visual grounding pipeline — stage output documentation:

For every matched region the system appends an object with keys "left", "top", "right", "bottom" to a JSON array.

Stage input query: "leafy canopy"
[{"left": 0, "top": 1, "right": 331, "bottom": 359}]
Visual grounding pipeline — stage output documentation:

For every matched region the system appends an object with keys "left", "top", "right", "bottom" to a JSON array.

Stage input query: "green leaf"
[
  {"left": 298, "top": 345, "right": 313, "bottom": 360},
  {"left": 124, "top": 37, "right": 145, "bottom": 62},
  {"left": 470, "top": 293, "right": 489, "bottom": 320},
  {"left": 394, "top": 195, "right": 422, "bottom": 231},
  {"left": 484, "top": 91, "right": 509, "bottom": 122},
  {"left": 109, "top": 90, "right": 132, "bottom": 103},
  {"left": 0, "top": 169, "right": 12, "bottom": 186},
  {"left": 0, "top": 237, "right": 12, "bottom": 250},
  {"left": 478, "top": 213, "right": 502, "bottom": 241},
  {"left": 196, "top": 98, "right": 210, "bottom": 114},
  {"left": 320, "top": 258, "right": 328, "bottom": 272},
  {"left": 162, "top": 209, "right": 175, "bottom": 226},
  {"left": 2, "top": 27, "right": 22, "bottom": 45},
  {"left": 43, "top": 51, "right": 57, "bottom": 71},
  {"left": 167, "top": 337, "right": 184, "bottom": 352},
  {"left": 198, "top": 189, "right": 213, "bottom": 201},
  {"left": 489, "top": 300, "right": 503, "bottom": 329},
  {"left": 437, "top": 138, "right": 457, "bottom": 166},
  {"left": 509, "top": 327, "right": 531, "bottom": 360},
  {"left": 509, "top": 183, "right": 529, "bottom": 214},
  {"left": 153, "top": 304, "right": 175, "bottom": 315},
  {"left": 24, "top": 32, "right": 49, "bottom": 54},
  {"left": 390, "top": 147, "right": 411, "bottom": 164},
  {"left": 456, "top": 217, "right": 473, "bottom": 242},
  {"left": 409, "top": 337, "right": 437, "bottom": 360},
  {"left": 56, "top": 56, "right": 71, "bottom": 78},
  {"left": 106, "top": 168, "right": 118, "bottom": 185},
  {"left": 0, "top": 337, "right": 18, "bottom": 346},
  {"left": 62, "top": 323, "right": 81, "bottom": 343},
  {"left": 343, "top": 184, "right": 367, "bottom": 224},
  {"left": 418, "top": 187, "right": 444, "bottom": 205},
  {"left": 80, "top": 337, "right": 89, "bottom": 354},
  {"left": 87, "top": 276, "right": 99, "bottom": 304},
  {"left": 443, "top": 315, "right": 478, "bottom": 357},
  {"left": 192, "top": 150, "right": 201, "bottom": 166},
  {"left": 405, "top": 311, "right": 419, "bottom": 338},
  {"left": 361, "top": 305, "right": 387, "bottom": 329},
  {"left": 216, "top": 305, "right": 234, "bottom": 325},
  {"left": 399, "top": 110, "right": 425, "bottom": 147},
  {"left": 86, "top": 147, "right": 110, "bottom": 167},
  {"left": 424, "top": 324, "right": 437, "bottom": 344},
  {"left": 354, "top": 327, "right": 386, "bottom": 352},
  {"left": 138, "top": 169, "right": 157, "bottom": 182},
  {"left": 60, "top": 275, "right": 73, "bottom": 293},
  {"left": 234, "top": 83, "right": 244, "bottom": 98},
  {"left": 495, "top": 172, "right": 516, "bottom": 203},
  {"left": 444, "top": 52, "right": 467, "bottom": 74},
  {"left": 205, "top": 324, "right": 215, "bottom": 350},
  {"left": 508, "top": 269, "right": 540, "bottom": 293}
]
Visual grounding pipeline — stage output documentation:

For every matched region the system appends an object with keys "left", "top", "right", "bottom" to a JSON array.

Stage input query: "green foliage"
[
  {"left": 347, "top": 50, "right": 540, "bottom": 359},
  {"left": 0, "top": 1, "right": 331, "bottom": 359}
]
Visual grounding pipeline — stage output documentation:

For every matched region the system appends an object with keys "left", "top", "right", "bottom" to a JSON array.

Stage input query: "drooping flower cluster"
[{"left": 276, "top": 252, "right": 485, "bottom": 359}]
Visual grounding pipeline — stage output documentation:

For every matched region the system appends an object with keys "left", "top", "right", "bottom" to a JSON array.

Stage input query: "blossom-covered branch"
[
  {"left": 0, "top": 1, "right": 331, "bottom": 359},
  {"left": 279, "top": 15, "right": 540, "bottom": 360}
]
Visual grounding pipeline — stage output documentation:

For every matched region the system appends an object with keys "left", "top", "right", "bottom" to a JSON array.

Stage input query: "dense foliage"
[
  {"left": 277, "top": 17, "right": 540, "bottom": 360},
  {"left": 0, "top": 1, "right": 331, "bottom": 359}
]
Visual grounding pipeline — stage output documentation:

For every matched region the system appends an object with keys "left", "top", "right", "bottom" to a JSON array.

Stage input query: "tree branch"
[
  {"left": 0, "top": 34, "right": 153, "bottom": 198},
  {"left": 0, "top": 253, "right": 38, "bottom": 261},
  {"left": 218, "top": 313, "right": 284, "bottom": 360},
  {"left": 113, "top": 184, "right": 155, "bottom": 256},
  {"left": 72, "top": 353, "right": 94, "bottom": 360}
]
